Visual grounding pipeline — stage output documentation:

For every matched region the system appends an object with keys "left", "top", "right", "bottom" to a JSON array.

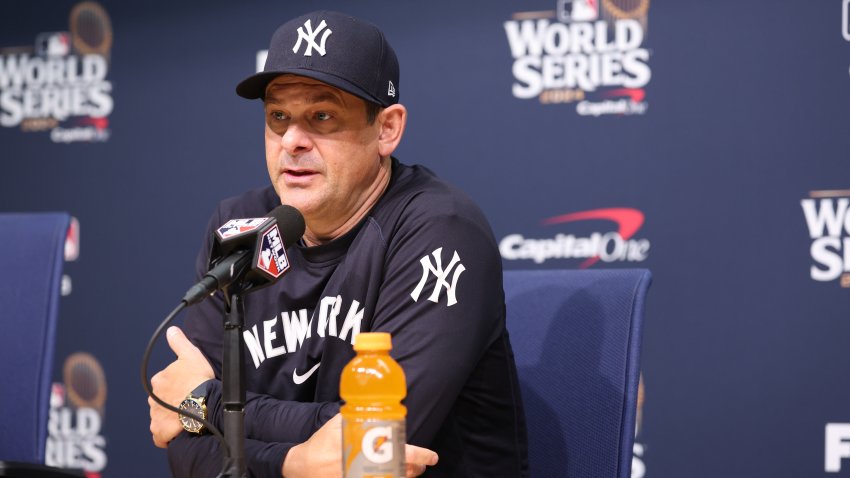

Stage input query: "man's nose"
[{"left": 281, "top": 122, "right": 312, "bottom": 156}]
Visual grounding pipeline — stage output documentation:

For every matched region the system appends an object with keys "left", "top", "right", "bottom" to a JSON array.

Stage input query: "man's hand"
[
  {"left": 404, "top": 443, "right": 440, "bottom": 478},
  {"left": 148, "top": 326, "right": 215, "bottom": 448},
  {"left": 282, "top": 414, "right": 438, "bottom": 478}
]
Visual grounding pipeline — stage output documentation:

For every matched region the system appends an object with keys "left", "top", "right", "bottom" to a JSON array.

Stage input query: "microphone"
[{"left": 182, "top": 205, "right": 305, "bottom": 305}]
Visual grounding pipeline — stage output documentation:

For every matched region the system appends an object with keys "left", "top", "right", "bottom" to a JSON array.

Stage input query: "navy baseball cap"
[{"left": 236, "top": 11, "right": 400, "bottom": 107}]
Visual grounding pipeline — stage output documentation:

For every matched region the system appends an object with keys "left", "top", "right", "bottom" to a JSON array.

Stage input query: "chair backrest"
[
  {"left": 504, "top": 269, "right": 651, "bottom": 478},
  {"left": 0, "top": 213, "right": 69, "bottom": 463}
]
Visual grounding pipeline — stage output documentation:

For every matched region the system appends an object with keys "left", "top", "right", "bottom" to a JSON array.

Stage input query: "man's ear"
[{"left": 377, "top": 104, "right": 407, "bottom": 157}]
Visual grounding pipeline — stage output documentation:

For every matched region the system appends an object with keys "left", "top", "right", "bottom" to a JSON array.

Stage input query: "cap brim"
[{"left": 236, "top": 69, "right": 387, "bottom": 106}]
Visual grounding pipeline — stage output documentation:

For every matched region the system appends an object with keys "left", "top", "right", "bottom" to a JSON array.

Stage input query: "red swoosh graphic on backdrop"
[
  {"left": 603, "top": 88, "right": 645, "bottom": 103},
  {"left": 78, "top": 117, "right": 109, "bottom": 130},
  {"left": 541, "top": 208, "right": 644, "bottom": 268}
]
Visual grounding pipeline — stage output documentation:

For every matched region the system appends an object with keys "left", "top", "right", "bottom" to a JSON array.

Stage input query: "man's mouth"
[
  {"left": 282, "top": 169, "right": 319, "bottom": 186},
  {"left": 284, "top": 169, "right": 316, "bottom": 177}
]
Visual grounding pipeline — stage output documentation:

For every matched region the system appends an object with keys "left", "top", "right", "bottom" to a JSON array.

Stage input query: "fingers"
[
  {"left": 149, "top": 414, "right": 178, "bottom": 447},
  {"left": 166, "top": 326, "right": 208, "bottom": 362},
  {"left": 166, "top": 326, "right": 200, "bottom": 359},
  {"left": 148, "top": 398, "right": 176, "bottom": 448},
  {"left": 406, "top": 462, "right": 426, "bottom": 477},
  {"left": 152, "top": 433, "right": 168, "bottom": 449},
  {"left": 165, "top": 327, "right": 215, "bottom": 381},
  {"left": 149, "top": 369, "right": 176, "bottom": 406},
  {"left": 405, "top": 444, "right": 438, "bottom": 477},
  {"left": 150, "top": 370, "right": 163, "bottom": 390},
  {"left": 405, "top": 444, "right": 438, "bottom": 466},
  {"left": 282, "top": 413, "right": 344, "bottom": 478}
]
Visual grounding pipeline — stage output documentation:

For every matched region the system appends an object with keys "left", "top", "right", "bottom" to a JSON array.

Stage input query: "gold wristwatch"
[{"left": 178, "top": 381, "right": 210, "bottom": 434}]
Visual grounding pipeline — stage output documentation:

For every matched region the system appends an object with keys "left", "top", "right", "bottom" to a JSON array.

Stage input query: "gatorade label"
[{"left": 342, "top": 419, "right": 405, "bottom": 478}]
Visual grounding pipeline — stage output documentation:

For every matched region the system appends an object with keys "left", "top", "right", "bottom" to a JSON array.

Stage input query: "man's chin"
[{"left": 277, "top": 196, "right": 319, "bottom": 219}]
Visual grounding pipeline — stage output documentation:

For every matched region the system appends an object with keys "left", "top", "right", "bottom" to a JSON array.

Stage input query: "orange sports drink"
[{"left": 341, "top": 332, "right": 407, "bottom": 478}]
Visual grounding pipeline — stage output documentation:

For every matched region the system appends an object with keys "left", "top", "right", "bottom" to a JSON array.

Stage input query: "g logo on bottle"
[{"left": 362, "top": 426, "right": 393, "bottom": 464}]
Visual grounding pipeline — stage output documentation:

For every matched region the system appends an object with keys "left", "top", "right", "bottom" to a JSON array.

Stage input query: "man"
[{"left": 149, "top": 10, "right": 528, "bottom": 477}]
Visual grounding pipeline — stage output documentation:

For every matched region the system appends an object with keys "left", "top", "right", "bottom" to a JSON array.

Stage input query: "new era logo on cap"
[
  {"left": 236, "top": 11, "right": 400, "bottom": 107},
  {"left": 292, "top": 19, "right": 332, "bottom": 57}
]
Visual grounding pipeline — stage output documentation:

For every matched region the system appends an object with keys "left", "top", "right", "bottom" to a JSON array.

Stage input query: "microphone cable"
[{"left": 140, "top": 301, "right": 236, "bottom": 477}]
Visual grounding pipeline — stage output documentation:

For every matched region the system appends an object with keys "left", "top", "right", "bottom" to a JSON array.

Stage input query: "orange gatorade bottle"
[{"left": 340, "top": 332, "right": 407, "bottom": 478}]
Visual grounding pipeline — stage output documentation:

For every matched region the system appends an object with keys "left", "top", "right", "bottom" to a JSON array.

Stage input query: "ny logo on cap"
[{"left": 292, "top": 19, "right": 332, "bottom": 57}]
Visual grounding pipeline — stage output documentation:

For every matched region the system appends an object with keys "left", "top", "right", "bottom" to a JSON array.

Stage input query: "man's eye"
[
  {"left": 315, "top": 112, "right": 332, "bottom": 121},
  {"left": 270, "top": 111, "right": 287, "bottom": 121}
]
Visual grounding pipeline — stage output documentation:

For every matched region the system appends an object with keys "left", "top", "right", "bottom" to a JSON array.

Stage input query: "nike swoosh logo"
[{"left": 292, "top": 362, "right": 321, "bottom": 385}]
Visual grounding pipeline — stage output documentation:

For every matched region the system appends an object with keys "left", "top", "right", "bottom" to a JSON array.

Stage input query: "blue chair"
[
  {"left": 0, "top": 213, "right": 83, "bottom": 477},
  {"left": 504, "top": 269, "right": 651, "bottom": 478}
]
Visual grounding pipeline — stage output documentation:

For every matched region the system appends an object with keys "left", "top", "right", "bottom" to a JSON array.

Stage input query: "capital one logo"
[
  {"left": 499, "top": 208, "right": 650, "bottom": 267},
  {"left": 292, "top": 19, "right": 332, "bottom": 57},
  {"left": 411, "top": 247, "right": 466, "bottom": 307}
]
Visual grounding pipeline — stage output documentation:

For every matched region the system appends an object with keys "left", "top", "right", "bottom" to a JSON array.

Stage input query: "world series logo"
[
  {"left": 0, "top": 2, "right": 113, "bottom": 143},
  {"left": 801, "top": 189, "right": 850, "bottom": 287},
  {"left": 47, "top": 352, "right": 108, "bottom": 475},
  {"left": 503, "top": 0, "right": 651, "bottom": 116}
]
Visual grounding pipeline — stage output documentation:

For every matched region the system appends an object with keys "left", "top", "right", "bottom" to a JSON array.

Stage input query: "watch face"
[{"left": 179, "top": 398, "right": 206, "bottom": 433}]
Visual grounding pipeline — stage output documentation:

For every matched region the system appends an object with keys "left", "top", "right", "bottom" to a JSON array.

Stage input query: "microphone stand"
[{"left": 219, "top": 287, "right": 247, "bottom": 478}]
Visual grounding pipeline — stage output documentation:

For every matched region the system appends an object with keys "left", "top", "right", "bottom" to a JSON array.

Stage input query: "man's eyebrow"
[{"left": 306, "top": 91, "right": 343, "bottom": 105}]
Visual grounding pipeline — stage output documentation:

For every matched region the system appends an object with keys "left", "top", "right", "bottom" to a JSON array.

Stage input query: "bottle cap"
[{"left": 353, "top": 332, "right": 392, "bottom": 351}]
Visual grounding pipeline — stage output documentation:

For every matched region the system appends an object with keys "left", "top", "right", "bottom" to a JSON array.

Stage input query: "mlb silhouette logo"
[
  {"left": 216, "top": 218, "right": 266, "bottom": 240},
  {"left": 36, "top": 32, "right": 71, "bottom": 57},
  {"left": 50, "top": 383, "right": 66, "bottom": 408},
  {"left": 257, "top": 226, "right": 289, "bottom": 278},
  {"left": 557, "top": 0, "right": 599, "bottom": 22},
  {"left": 64, "top": 216, "right": 80, "bottom": 261}
]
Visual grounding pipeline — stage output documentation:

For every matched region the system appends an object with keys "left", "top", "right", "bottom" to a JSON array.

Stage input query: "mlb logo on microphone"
[
  {"left": 216, "top": 218, "right": 267, "bottom": 240},
  {"left": 257, "top": 225, "right": 290, "bottom": 278},
  {"left": 557, "top": 0, "right": 598, "bottom": 22}
]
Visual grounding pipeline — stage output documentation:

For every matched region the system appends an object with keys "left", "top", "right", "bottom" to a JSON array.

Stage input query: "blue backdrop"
[{"left": 2, "top": 1, "right": 849, "bottom": 476}]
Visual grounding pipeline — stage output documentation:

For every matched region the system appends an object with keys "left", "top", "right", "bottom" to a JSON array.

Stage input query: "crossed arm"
[
  {"left": 148, "top": 203, "right": 503, "bottom": 477},
  {"left": 148, "top": 326, "right": 437, "bottom": 477}
]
